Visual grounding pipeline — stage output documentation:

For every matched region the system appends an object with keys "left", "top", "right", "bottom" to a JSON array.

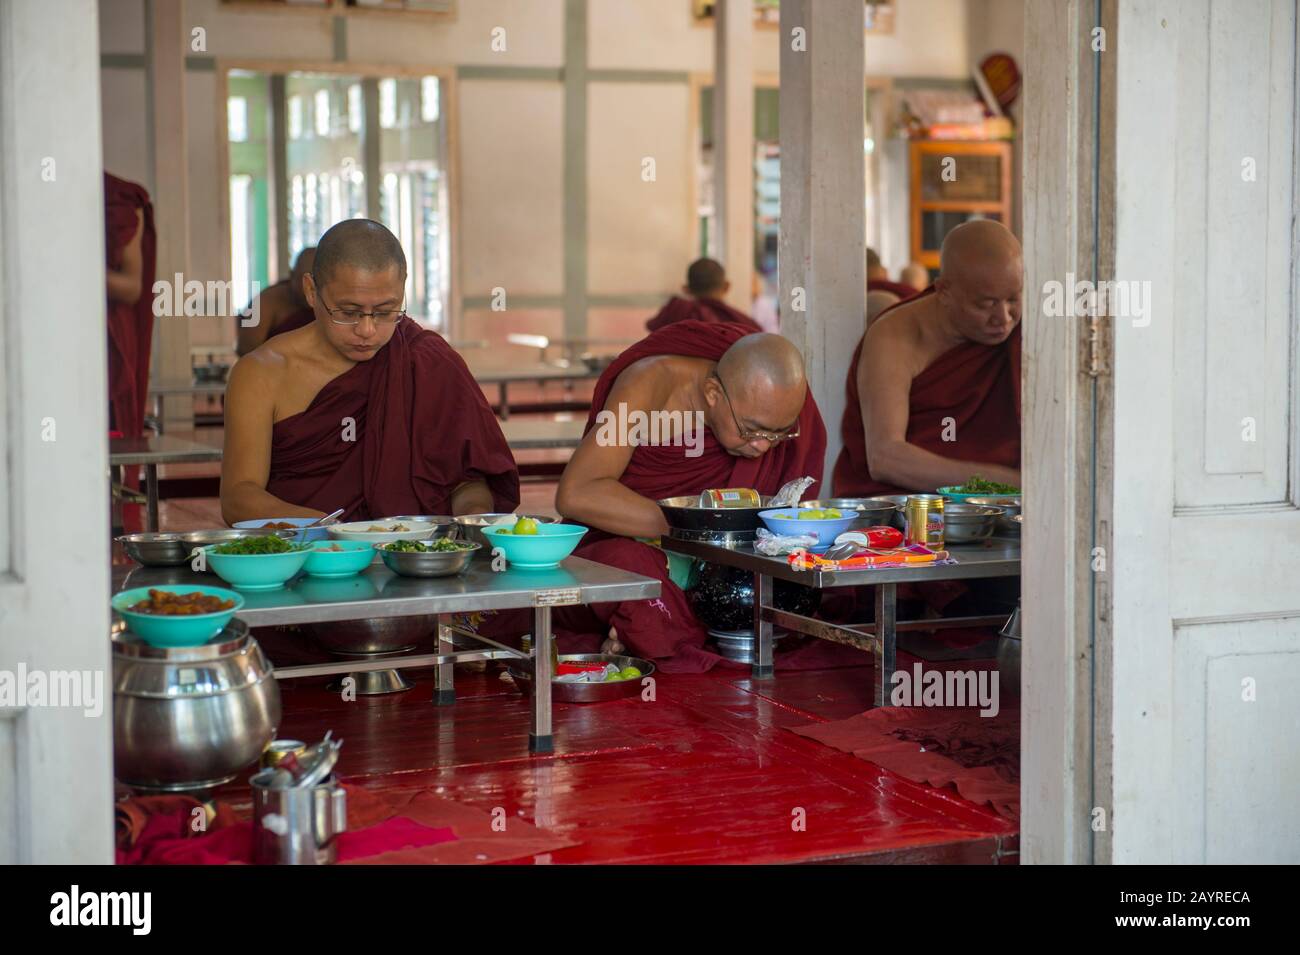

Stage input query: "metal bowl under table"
[{"left": 507, "top": 653, "right": 655, "bottom": 704}]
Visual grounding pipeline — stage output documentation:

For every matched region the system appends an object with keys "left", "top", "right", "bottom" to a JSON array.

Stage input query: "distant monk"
[
  {"left": 866, "top": 290, "right": 901, "bottom": 328},
  {"left": 867, "top": 247, "right": 921, "bottom": 302},
  {"left": 834, "top": 220, "right": 1021, "bottom": 497},
  {"left": 645, "top": 258, "right": 762, "bottom": 333},
  {"left": 104, "top": 172, "right": 157, "bottom": 438},
  {"left": 221, "top": 220, "right": 518, "bottom": 523},
  {"left": 235, "top": 247, "right": 317, "bottom": 356},
  {"left": 900, "top": 262, "right": 930, "bottom": 292},
  {"left": 554, "top": 323, "right": 826, "bottom": 671}
]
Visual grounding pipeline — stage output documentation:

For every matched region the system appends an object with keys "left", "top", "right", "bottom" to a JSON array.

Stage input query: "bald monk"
[
  {"left": 645, "top": 258, "right": 762, "bottom": 333},
  {"left": 867, "top": 247, "right": 921, "bottom": 302},
  {"left": 235, "top": 247, "right": 317, "bottom": 356},
  {"left": 900, "top": 262, "right": 930, "bottom": 293},
  {"left": 221, "top": 219, "right": 519, "bottom": 523},
  {"left": 552, "top": 322, "right": 826, "bottom": 670},
  {"left": 835, "top": 220, "right": 1021, "bottom": 497},
  {"left": 104, "top": 172, "right": 157, "bottom": 438},
  {"left": 866, "top": 290, "right": 901, "bottom": 328}
]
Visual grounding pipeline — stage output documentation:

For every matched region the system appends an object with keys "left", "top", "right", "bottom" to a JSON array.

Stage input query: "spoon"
[{"left": 296, "top": 508, "right": 345, "bottom": 545}]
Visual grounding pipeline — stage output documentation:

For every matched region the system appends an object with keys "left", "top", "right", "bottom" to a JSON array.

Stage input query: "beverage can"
[{"left": 905, "top": 494, "right": 945, "bottom": 548}]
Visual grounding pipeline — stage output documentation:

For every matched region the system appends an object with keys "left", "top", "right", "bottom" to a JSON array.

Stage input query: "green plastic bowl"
[
  {"left": 481, "top": 523, "right": 588, "bottom": 569},
  {"left": 203, "top": 543, "right": 312, "bottom": 591},
  {"left": 937, "top": 485, "right": 1021, "bottom": 503},
  {"left": 111, "top": 585, "right": 244, "bottom": 648},
  {"left": 302, "top": 540, "right": 376, "bottom": 578}
]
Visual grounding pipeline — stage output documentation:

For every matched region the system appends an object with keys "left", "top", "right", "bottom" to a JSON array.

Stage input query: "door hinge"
[{"left": 1085, "top": 314, "right": 1106, "bottom": 377}]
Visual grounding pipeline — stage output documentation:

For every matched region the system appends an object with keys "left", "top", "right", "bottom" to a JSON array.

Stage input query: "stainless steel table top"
[
  {"left": 112, "top": 555, "right": 660, "bottom": 627},
  {"left": 469, "top": 363, "right": 602, "bottom": 384},
  {"left": 661, "top": 536, "right": 1021, "bottom": 587},
  {"left": 109, "top": 434, "right": 223, "bottom": 466},
  {"left": 148, "top": 381, "right": 227, "bottom": 397},
  {"left": 500, "top": 418, "right": 585, "bottom": 449}
]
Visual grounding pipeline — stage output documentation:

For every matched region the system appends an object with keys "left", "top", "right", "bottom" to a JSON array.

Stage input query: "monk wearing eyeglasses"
[
  {"left": 552, "top": 322, "right": 827, "bottom": 671},
  {"left": 221, "top": 218, "right": 518, "bottom": 523}
]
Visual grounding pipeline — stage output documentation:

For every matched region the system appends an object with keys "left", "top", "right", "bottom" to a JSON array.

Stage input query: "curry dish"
[{"left": 128, "top": 588, "right": 236, "bottom": 615}]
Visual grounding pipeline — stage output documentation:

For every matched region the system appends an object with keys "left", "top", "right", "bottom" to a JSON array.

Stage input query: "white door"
[
  {"left": 1107, "top": 0, "right": 1300, "bottom": 864},
  {"left": 0, "top": 0, "right": 114, "bottom": 863},
  {"left": 1024, "top": 0, "right": 1300, "bottom": 864}
]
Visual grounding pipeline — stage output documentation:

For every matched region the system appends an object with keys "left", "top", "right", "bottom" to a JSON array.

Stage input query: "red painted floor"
[{"left": 214, "top": 660, "right": 1017, "bottom": 865}]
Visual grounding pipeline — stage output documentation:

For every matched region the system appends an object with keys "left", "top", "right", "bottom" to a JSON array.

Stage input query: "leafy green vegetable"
[
  {"left": 384, "top": 538, "right": 473, "bottom": 553},
  {"left": 954, "top": 475, "right": 1020, "bottom": 495},
  {"left": 212, "top": 535, "right": 302, "bottom": 555}
]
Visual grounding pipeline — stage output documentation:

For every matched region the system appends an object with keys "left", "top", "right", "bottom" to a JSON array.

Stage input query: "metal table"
[
  {"left": 661, "top": 537, "right": 1021, "bottom": 707},
  {"left": 113, "top": 556, "right": 661, "bottom": 754},
  {"left": 500, "top": 417, "right": 585, "bottom": 450},
  {"left": 109, "top": 434, "right": 223, "bottom": 532},
  {"left": 469, "top": 362, "right": 602, "bottom": 419}
]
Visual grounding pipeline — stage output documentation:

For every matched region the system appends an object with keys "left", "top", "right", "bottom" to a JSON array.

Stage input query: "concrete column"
[
  {"left": 146, "top": 0, "right": 192, "bottom": 423},
  {"left": 778, "top": 0, "right": 865, "bottom": 487},
  {"left": 712, "top": 0, "right": 754, "bottom": 311}
]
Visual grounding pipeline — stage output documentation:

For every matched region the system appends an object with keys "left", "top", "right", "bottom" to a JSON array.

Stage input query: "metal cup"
[{"left": 250, "top": 770, "right": 347, "bottom": 865}]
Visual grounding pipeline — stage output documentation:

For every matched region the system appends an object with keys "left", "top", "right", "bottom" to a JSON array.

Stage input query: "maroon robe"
[
  {"left": 646, "top": 295, "right": 762, "bottom": 334},
  {"left": 237, "top": 280, "right": 316, "bottom": 343},
  {"left": 105, "top": 173, "right": 156, "bottom": 438},
  {"left": 554, "top": 320, "right": 828, "bottom": 672},
  {"left": 832, "top": 288, "right": 1022, "bottom": 497},
  {"left": 264, "top": 317, "right": 519, "bottom": 520}
]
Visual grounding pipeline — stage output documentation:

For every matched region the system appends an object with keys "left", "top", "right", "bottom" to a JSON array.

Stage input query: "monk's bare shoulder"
[
  {"left": 608, "top": 354, "right": 680, "bottom": 408},
  {"left": 863, "top": 299, "right": 928, "bottom": 377}
]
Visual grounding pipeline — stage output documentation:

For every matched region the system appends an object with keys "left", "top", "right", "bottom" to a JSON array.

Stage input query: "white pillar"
[
  {"left": 778, "top": 0, "right": 865, "bottom": 487},
  {"left": 148, "top": 0, "right": 192, "bottom": 422},
  {"left": 713, "top": 0, "right": 754, "bottom": 311}
]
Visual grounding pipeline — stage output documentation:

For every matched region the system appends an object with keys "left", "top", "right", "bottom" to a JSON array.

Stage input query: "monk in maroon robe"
[
  {"left": 221, "top": 220, "right": 518, "bottom": 522},
  {"left": 104, "top": 172, "right": 156, "bottom": 438},
  {"left": 552, "top": 321, "right": 827, "bottom": 671},
  {"left": 646, "top": 257, "right": 762, "bottom": 333},
  {"left": 835, "top": 221, "right": 1022, "bottom": 497},
  {"left": 867, "top": 247, "right": 922, "bottom": 302},
  {"left": 235, "top": 247, "right": 317, "bottom": 356}
]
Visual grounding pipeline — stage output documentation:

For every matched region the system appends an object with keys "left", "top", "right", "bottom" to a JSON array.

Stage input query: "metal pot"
[
  {"left": 301, "top": 614, "right": 439, "bottom": 656},
  {"left": 113, "top": 619, "right": 280, "bottom": 792},
  {"left": 657, "top": 495, "right": 777, "bottom": 535},
  {"left": 798, "top": 498, "right": 900, "bottom": 531},
  {"left": 689, "top": 563, "right": 819, "bottom": 633}
]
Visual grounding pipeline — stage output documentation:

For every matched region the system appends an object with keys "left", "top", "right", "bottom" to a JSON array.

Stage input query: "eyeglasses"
[
  {"left": 712, "top": 373, "right": 801, "bottom": 445},
  {"left": 318, "top": 293, "right": 407, "bottom": 327}
]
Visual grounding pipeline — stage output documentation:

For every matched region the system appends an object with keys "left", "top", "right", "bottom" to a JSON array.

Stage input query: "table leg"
[
  {"left": 874, "top": 583, "right": 897, "bottom": 708},
  {"left": 145, "top": 464, "right": 160, "bottom": 532},
  {"left": 499, "top": 381, "right": 510, "bottom": 419},
  {"left": 154, "top": 395, "right": 165, "bottom": 436},
  {"left": 434, "top": 615, "right": 455, "bottom": 705},
  {"left": 529, "top": 606, "right": 554, "bottom": 753},
  {"left": 752, "top": 572, "right": 774, "bottom": 679}
]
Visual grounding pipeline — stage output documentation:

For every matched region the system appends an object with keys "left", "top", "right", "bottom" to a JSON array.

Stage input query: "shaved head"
[
  {"left": 288, "top": 246, "right": 316, "bottom": 305},
  {"left": 939, "top": 219, "right": 1021, "bottom": 284},
  {"left": 900, "top": 262, "right": 929, "bottom": 291},
  {"left": 312, "top": 219, "right": 406, "bottom": 289},
  {"left": 708, "top": 333, "right": 807, "bottom": 456},
  {"left": 935, "top": 220, "right": 1023, "bottom": 346},
  {"left": 866, "top": 290, "right": 901, "bottom": 327},
  {"left": 686, "top": 257, "right": 727, "bottom": 297}
]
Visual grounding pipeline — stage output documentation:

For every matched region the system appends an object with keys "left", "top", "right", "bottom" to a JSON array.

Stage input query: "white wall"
[
  {"left": 966, "top": 0, "right": 1024, "bottom": 233},
  {"left": 98, "top": 0, "right": 977, "bottom": 351}
]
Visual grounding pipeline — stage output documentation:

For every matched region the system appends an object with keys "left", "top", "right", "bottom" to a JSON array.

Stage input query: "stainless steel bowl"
[
  {"left": 967, "top": 496, "right": 1022, "bottom": 534},
  {"left": 943, "top": 504, "right": 1004, "bottom": 544},
  {"left": 454, "top": 513, "right": 557, "bottom": 555},
  {"left": 112, "top": 618, "right": 280, "bottom": 792},
  {"left": 179, "top": 528, "right": 299, "bottom": 549},
  {"left": 798, "top": 498, "right": 899, "bottom": 531},
  {"left": 382, "top": 516, "right": 457, "bottom": 539},
  {"left": 507, "top": 653, "right": 655, "bottom": 704},
  {"left": 116, "top": 532, "right": 191, "bottom": 567},
  {"left": 656, "top": 496, "right": 777, "bottom": 534},
  {"left": 376, "top": 541, "right": 479, "bottom": 578},
  {"left": 302, "top": 614, "right": 440, "bottom": 656},
  {"left": 864, "top": 495, "right": 910, "bottom": 530}
]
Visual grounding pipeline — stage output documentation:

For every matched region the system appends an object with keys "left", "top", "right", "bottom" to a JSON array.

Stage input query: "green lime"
[
  {"left": 620, "top": 666, "right": 642, "bottom": 679},
  {"left": 513, "top": 517, "right": 539, "bottom": 535}
]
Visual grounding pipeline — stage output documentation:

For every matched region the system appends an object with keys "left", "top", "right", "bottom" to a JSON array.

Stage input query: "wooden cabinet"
[{"left": 908, "top": 140, "right": 1012, "bottom": 271}]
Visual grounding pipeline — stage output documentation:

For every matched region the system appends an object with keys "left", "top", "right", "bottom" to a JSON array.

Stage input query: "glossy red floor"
[{"left": 216, "top": 659, "right": 1018, "bottom": 865}]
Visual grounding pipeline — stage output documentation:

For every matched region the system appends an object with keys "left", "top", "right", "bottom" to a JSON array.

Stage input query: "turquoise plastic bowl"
[
  {"left": 758, "top": 508, "right": 860, "bottom": 549},
  {"left": 481, "top": 523, "right": 588, "bottom": 569},
  {"left": 302, "top": 540, "right": 376, "bottom": 578},
  {"left": 936, "top": 486, "right": 1020, "bottom": 503},
  {"left": 112, "top": 585, "right": 244, "bottom": 648},
  {"left": 233, "top": 517, "right": 330, "bottom": 543},
  {"left": 203, "top": 543, "right": 312, "bottom": 591}
]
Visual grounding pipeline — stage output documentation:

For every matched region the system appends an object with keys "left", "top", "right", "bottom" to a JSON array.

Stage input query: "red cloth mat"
[
  {"left": 788, "top": 661, "right": 1020, "bottom": 821},
  {"left": 116, "top": 783, "right": 577, "bottom": 865}
]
